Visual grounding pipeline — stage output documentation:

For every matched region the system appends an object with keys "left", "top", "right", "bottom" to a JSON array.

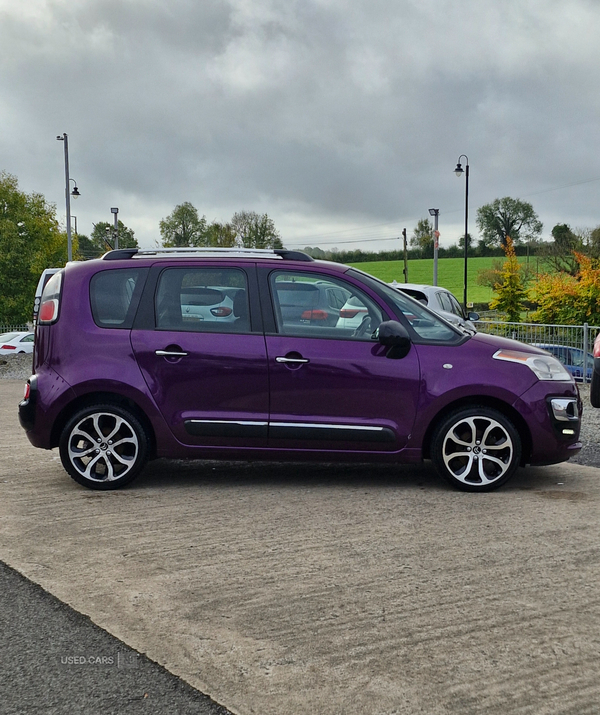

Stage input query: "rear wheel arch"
[
  {"left": 50, "top": 391, "right": 156, "bottom": 457},
  {"left": 421, "top": 396, "right": 532, "bottom": 466}
]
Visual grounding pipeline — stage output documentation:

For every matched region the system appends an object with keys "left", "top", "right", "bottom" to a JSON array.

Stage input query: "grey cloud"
[{"left": 1, "top": 0, "right": 599, "bottom": 248}]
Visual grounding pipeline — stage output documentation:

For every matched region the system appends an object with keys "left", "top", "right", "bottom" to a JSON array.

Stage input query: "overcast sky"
[{"left": 1, "top": 0, "right": 599, "bottom": 253}]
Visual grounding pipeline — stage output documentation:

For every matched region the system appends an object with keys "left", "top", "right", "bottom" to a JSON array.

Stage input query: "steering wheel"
[{"left": 353, "top": 315, "right": 372, "bottom": 338}]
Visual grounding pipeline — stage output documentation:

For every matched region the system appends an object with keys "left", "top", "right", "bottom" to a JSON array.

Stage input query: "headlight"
[{"left": 492, "top": 349, "right": 572, "bottom": 381}]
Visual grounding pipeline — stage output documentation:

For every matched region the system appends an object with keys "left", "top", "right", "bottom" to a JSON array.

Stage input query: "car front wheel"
[
  {"left": 59, "top": 404, "right": 149, "bottom": 490},
  {"left": 431, "top": 406, "right": 521, "bottom": 492}
]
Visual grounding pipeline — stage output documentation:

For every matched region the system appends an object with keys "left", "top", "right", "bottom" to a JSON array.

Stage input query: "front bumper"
[{"left": 517, "top": 382, "right": 582, "bottom": 465}]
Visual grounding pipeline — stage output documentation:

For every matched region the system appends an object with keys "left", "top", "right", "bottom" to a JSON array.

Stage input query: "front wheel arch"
[
  {"left": 430, "top": 405, "right": 522, "bottom": 491},
  {"left": 421, "top": 397, "right": 532, "bottom": 466}
]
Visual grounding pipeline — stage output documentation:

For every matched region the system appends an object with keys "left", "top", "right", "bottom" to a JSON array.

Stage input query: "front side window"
[
  {"left": 348, "top": 269, "right": 460, "bottom": 343},
  {"left": 270, "top": 271, "right": 384, "bottom": 340},
  {"left": 155, "top": 267, "right": 250, "bottom": 333}
]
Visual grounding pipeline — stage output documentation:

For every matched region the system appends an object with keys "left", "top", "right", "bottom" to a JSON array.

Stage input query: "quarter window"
[{"left": 90, "top": 269, "right": 146, "bottom": 329}]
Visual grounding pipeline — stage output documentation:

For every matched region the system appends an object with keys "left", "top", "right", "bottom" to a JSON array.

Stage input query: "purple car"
[{"left": 19, "top": 248, "right": 582, "bottom": 492}]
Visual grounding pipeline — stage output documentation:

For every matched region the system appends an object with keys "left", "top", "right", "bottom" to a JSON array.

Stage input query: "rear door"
[{"left": 131, "top": 262, "right": 269, "bottom": 448}]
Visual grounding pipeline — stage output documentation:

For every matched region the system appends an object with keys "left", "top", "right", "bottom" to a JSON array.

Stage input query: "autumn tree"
[
  {"left": 476, "top": 197, "right": 542, "bottom": 248},
  {"left": 489, "top": 237, "right": 528, "bottom": 322},
  {"left": 529, "top": 253, "right": 600, "bottom": 325}
]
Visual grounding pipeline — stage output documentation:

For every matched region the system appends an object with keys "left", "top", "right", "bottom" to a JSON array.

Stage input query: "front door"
[{"left": 264, "top": 269, "right": 421, "bottom": 453}]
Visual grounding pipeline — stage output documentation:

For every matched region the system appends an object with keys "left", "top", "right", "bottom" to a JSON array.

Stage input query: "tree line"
[
  {"left": 1, "top": 168, "right": 599, "bottom": 326},
  {"left": 77, "top": 203, "right": 282, "bottom": 259},
  {"left": 0, "top": 172, "right": 282, "bottom": 323}
]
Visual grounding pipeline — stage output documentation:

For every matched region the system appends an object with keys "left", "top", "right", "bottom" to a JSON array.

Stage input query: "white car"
[
  {"left": 0, "top": 331, "right": 35, "bottom": 354},
  {"left": 389, "top": 282, "right": 479, "bottom": 332},
  {"left": 179, "top": 286, "right": 243, "bottom": 324}
]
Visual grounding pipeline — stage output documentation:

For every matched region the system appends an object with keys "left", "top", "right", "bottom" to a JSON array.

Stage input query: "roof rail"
[
  {"left": 101, "top": 247, "right": 314, "bottom": 262},
  {"left": 102, "top": 249, "right": 139, "bottom": 260}
]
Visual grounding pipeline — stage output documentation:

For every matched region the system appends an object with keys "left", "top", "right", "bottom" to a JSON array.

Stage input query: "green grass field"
[{"left": 347, "top": 256, "right": 531, "bottom": 305}]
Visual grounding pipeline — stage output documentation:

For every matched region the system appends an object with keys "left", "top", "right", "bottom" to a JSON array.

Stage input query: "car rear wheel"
[
  {"left": 59, "top": 404, "right": 149, "bottom": 490},
  {"left": 431, "top": 406, "right": 521, "bottom": 492}
]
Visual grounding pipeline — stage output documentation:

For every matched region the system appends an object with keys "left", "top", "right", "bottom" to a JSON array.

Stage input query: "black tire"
[
  {"left": 590, "top": 368, "right": 600, "bottom": 408},
  {"left": 431, "top": 406, "right": 521, "bottom": 492},
  {"left": 59, "top": 404, "right": 149, "bottom": 490}
]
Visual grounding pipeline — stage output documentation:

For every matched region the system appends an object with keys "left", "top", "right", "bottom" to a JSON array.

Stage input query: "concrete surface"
[
  {"left": 0, "top": 561, "right": 232, "bottom": 715},
  {"left": 1, "top": 379, "right": 599, "bottom": 714}
]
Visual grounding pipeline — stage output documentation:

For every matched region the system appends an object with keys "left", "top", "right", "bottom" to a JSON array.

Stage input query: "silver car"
[{"left": 389, "top": 281, "right": 479, "bottom": 332}]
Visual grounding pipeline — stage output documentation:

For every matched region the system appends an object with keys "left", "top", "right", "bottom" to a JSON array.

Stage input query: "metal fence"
[
  {"left": 474, "top": 320, "right": 599, "bottom": 382},
  {"left": 0, "top": 324, "right": 30, "bottom": 334}
]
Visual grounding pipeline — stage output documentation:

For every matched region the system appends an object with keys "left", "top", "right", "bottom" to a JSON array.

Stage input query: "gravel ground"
[{"left": 3, "top": 352, "right": 599, "bottom": 468}]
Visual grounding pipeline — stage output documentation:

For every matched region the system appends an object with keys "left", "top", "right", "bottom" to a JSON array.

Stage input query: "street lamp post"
[
  {"left": 56, "top": 133, "right": 80, "bottom": 262},
  {"left": 111, "top": 207, "right": 119, "bottom": 250},
  {"left": 429, "top": 208, "right": 440, "bottom": 286},
  {"left": 454, "top": 155, "right": 470, "bottom": 310}
]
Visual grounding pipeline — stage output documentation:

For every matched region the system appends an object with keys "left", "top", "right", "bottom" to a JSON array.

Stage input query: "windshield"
[{"left": 347, "top": 269, "right": 461, "bottom": 341}]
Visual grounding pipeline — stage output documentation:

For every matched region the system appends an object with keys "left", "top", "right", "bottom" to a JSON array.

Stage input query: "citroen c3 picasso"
[{"left": 19, "top": 247, "right": 582, "bottom": 492}]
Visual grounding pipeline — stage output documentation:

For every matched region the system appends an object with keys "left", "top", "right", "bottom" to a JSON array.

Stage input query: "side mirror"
[
  {"left": 376, "top": 320, "right": 411, "bottom": 359},
  {"left": 467, "top": 311, "right": 480, "bottom": 321}
]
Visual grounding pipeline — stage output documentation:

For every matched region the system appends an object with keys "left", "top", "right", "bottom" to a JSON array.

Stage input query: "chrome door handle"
[
  {"left": 276, "top": 356, "right": 309, "bottom": 364},
  {"left": 155, "top": 350, "right": 189, "bottom": 357}
]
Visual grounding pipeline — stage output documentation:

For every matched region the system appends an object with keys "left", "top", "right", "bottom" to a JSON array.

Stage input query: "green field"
[{"left": 347, "top": 256, "right": 529, "bottom": 305}]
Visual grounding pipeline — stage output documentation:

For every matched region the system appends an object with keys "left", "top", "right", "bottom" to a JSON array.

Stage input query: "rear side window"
[
  {"left": 90, "top": 269, "right": 147, "bottom": 329},
  {"left": 155, "top": 267, "right": 250, "bottom": 333}
]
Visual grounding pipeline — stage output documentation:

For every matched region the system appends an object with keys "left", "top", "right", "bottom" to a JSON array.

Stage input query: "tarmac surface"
[{"left": 1, "top": 378, "right": 600, "bottom": 714}]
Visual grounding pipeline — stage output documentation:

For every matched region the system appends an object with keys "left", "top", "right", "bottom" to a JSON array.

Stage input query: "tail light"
[
  {"left": 210, "top": 306, "right": 233, "bottom": 317},
  {"left": 38, "top": 272, "right": 62, "bottom": 325},
  {"left": 301, "top": 309, "right": 328, "bottom": 321},
  {"left": 340, "top": 308, "right": 367, "bottom": 319},
  {"left": 1, "top": 344, "right": 16, "bottom": 350}
]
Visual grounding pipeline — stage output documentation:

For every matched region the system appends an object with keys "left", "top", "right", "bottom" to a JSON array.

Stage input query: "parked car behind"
[
  {"left": 0, "top": 331, "right": 35, "bottom": 354},
  {"left": 389, "top": 281, "right": 479, "bottom": 332},
  {"left": 532, "top": 343, "right": 593, "bottom": 382},
  {"left": 275, "top": 279, "right": 350, "bottom": 327},
  {"left": 19, "top": 247, "right": 581, "bottom": 493}
]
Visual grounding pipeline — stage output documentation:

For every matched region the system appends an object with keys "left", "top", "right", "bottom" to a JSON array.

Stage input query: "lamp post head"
[
  {"left": 454, "top": 163, "right": 464, "bottom": 178},
  {"left": 71, "top": 185, "right": 80, "bottom": 199},
  {"left": 428, "top": 208, "right": 439, "bottom": 216}
]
